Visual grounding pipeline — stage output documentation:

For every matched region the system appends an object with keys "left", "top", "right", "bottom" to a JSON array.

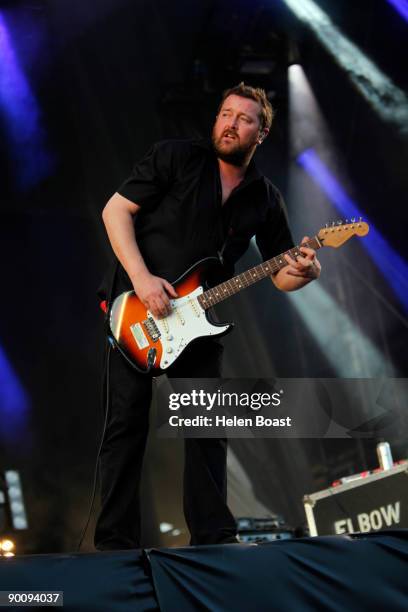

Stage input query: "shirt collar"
[{"left": 192, "top": 138, "right": 263, "bottom": 185}]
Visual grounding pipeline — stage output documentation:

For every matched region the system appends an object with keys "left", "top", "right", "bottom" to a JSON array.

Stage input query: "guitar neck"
[{"left": 197, "top": 236, "right": 322, "bottom": 310}]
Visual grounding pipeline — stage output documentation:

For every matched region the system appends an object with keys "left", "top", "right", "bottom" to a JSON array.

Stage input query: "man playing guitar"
[{"left": 94, "top": 83, "right": 321, "bottom": 550}]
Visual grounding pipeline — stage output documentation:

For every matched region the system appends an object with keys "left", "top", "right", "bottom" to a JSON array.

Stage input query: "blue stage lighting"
[
  {"left": 386, "top": 0, "right": 408, "bottom": 22},
  {"left": 0, "top": 12, "right": 54, "bottom": 190},
  {"left": 0, "top": 345, "right": 30, "bottom": 438},
  {"left": 297, "top": 148, "right": 408, "bottom": 312}
]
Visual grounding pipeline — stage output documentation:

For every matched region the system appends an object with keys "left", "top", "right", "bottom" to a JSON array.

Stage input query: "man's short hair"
[{"left": 218, "top": 82, "right": 274, "bottom": 131}]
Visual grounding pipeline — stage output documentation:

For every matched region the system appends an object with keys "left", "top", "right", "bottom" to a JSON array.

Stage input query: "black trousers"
[{"left": 94, "top": 338, "right": 237, "bottom": 550}]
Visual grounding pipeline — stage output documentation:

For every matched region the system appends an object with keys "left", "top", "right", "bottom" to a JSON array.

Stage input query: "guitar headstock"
[{"left": 318, "top": 218, "right": 369, "bottom": 248}]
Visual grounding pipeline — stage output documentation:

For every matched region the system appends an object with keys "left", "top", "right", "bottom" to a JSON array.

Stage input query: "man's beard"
[{"left": 211, "top": 132, "right": 255, "bottom": 167}]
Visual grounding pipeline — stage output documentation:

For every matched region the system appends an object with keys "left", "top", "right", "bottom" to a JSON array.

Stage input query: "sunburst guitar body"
[{"left": 109, "top": 258, "right": 230, "bottom": 373}]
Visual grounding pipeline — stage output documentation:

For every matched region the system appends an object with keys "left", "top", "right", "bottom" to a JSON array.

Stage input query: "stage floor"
[{"left": 0, "top": 531, "right": 407, "bottom": 611}]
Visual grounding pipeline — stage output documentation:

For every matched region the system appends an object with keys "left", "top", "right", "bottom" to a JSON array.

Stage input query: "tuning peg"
[
  {"left": 325, "top": 223, "right": 329, "bottom": 228},
  {"left": 351, "top": 217, "right": 356, "bottom": 223},
  {"left": 331, "top": 221, "right": 336, "bottom": 227},
  {"left": 337, "top": 220, "right": 342, "bottom": 225},
  {"left": 359, "top": 216, "right": 363, "bottom": 222},
  {"left": 345, "top": 219, "right": 349, "bottom": 223}
]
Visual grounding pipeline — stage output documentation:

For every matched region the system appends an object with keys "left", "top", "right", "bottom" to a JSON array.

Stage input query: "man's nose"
[{"left": 226, "top": 116, "right": 238, "bottom": 129}]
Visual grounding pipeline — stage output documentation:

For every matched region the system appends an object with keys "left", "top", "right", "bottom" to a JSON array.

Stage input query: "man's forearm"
[
  {"left": 102, "top": 194, "right": 177, "bottom": 317},
  {"left": 102, "top": 201, "right": 149, "bottom": 285},
  {"left": 271, "top": 269, "right": 314, "bottom": 292}
]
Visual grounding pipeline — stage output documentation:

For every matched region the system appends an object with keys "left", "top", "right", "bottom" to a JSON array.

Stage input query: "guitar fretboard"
[{"left": 197, "top": 237, "right": 321, "bottom": 309}]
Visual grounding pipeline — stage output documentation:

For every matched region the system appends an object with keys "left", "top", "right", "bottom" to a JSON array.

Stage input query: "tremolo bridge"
[{"left": 143, "top": 317, "right": 161, "bottom": 342}]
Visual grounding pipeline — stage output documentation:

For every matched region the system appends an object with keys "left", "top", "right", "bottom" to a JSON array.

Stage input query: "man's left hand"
[
  {"left": 272, "top": 236, "right": 321, "bottom": 292},
  {"left": 284, "top": 236, "right": 321, "bottom": 280}
]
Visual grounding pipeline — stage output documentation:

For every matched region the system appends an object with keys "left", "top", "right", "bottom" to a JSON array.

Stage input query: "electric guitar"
[{"left": 109, "top": 221, "right": 369, "bottom": 373}]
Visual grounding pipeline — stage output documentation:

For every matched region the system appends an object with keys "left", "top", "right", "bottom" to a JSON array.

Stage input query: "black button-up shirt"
[{"left": 100, "top": 138, "right": 294, "bottom": 300}]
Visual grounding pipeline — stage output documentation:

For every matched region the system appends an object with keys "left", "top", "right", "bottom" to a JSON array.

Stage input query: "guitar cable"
[{"left": 76, "top": 339, "right": 113, "bottom": 552}]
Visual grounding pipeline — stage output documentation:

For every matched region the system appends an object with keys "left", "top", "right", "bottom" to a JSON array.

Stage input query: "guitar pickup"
[{"left": 143, "top": 317, "right": 161, "bottom": 342}]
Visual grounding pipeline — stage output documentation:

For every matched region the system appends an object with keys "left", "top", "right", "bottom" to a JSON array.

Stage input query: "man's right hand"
[{"left": 133, "top": 273, "right": 178, "bottom": 318}]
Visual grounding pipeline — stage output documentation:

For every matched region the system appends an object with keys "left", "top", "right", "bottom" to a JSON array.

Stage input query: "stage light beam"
[
  {"left": 250, "top": 240, "right": 394, "bottom": 376},
  {"left": 287, "top": 283, "right": 395, "bottom": 377},
  {"left": 386, "top": 0, "right": 408, "bottom": 22},
  {"left": 0, "top": 11, "right": 54, "bottom": 189},
  {"left": 282, "top": 0, "right": 408, "bottom": 133},
  {"left": 0, "top": 345, "right": 30, "bottom": 442},
  {"left": 297, "top": 148, "right": 408, "bottom": 313}
]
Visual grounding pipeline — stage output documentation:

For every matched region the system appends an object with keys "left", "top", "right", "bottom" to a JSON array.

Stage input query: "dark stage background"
[{"left": 0, "top": 0, "right": 407, "bottom": 553}]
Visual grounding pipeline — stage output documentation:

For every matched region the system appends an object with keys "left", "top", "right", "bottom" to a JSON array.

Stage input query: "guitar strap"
[
  {"left": 102, "top": 259, "right": 119, "bottom": 341},
  {"left": 107, "top": 260, "right": 119, "bottom": 314}
]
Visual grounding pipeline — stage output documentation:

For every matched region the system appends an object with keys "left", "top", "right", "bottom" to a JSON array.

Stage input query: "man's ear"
[{"left": 258, "top": 128, "right": 269, "bottom": 144}]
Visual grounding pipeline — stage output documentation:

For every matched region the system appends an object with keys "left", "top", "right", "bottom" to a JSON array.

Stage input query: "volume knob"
[
  {"left": 166, "top": 347, "right": 173, "bottom": 354},
  {"left": 166, "top": 334, "right": 173, "bottom": 341}
]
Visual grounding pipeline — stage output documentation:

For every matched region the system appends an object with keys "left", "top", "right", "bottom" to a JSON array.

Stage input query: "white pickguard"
[{"left": 147, "top": 286, "right": 230, "bottom": 369}]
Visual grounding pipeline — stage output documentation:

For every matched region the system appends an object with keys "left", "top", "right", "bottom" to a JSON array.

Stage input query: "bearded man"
[{"left": 94, "top": 83, "right": 321, "bottom": 550}]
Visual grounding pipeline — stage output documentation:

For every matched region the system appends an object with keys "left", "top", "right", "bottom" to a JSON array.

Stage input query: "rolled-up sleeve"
[{"left": 117, "top": 141, "right": 175, "bottom": 210}]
